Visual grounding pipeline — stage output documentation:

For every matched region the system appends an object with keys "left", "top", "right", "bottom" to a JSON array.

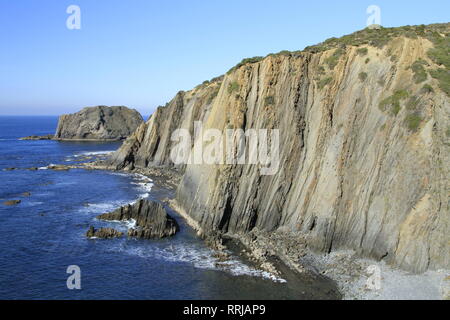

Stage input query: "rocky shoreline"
[{"left": 27, "top": 154, "right": 447, "bottom": 300}]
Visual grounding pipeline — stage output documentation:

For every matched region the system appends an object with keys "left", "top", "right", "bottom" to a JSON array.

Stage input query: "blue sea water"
[{"left": 0, "top": 116, "right": 337, "bottom": 300}]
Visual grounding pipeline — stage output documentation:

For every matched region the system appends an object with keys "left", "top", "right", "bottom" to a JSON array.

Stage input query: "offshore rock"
[
  {"left": 19, "top": 134, "right": 54, "bottom": 140},
  {"left": 97, "top": 199, "right": 179, "bottom": 239},
  {"left": 3, "top": 200, "right": 21, "bottom": 206},
  {"left": 86, "top": 226, "right": 123, "bottom": 239},
  {"left": 54, "top": 106, "right": 143, "bottom": 141}
]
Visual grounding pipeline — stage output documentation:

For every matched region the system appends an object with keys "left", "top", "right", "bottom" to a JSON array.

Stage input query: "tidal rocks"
[
  {"left": 54, "top": 106, "right": 144, "bottom": 141},
  {"left": 48, "top": 165, "right": 70, "bottom": 171},
  {"left": 3, "top": 200, "right": 21, "bottom": 206},
  {"left": 86, "top": 226, "right": 123, "bottom": 239},
  {"left": 97, "top": 199, "right": 179, "bottom": 239},
  {"left": 19, "top": 134, "right": 54, "bottom": 140}
]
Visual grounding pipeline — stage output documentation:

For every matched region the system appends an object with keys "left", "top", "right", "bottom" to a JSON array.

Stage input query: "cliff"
[
  {"left": 108, "top": 24, "right": 449, "bottom": 273},
  {"left": 54, "top": 106, "right": 144, "bottom": 141}
]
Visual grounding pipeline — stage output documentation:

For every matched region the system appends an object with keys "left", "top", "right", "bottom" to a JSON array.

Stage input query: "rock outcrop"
[
  {"left": 19, "top": 135, "right": 54, "bottom": 140},
  {"left": 86, "top": 226, "right": 123, "bottom": 239},
  {"left": 54, "top": 106, "right": 144, "bottom": 141},
  {"left": 3, "top": 200, "right": 21, "bottom": 206},
  {"left": 97, "top": 199, "right": 179, "bottom": 239},
  {"left": 108, "top": 24, "right": 449, "bottom": 273}
]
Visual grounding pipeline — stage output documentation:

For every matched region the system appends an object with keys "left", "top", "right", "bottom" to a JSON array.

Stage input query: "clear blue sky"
[{"left": 0, "top": 0, "right": 448, "bottom": 115}]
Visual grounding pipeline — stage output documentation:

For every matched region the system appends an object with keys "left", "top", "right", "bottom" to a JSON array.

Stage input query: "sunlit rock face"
[{"left": 109, "top": 24, "right": 450, "bottom": 273}]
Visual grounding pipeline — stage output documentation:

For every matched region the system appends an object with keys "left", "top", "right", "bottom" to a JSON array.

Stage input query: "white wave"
[
  {"left": 79, "top": 201, "right": 129, "bottom": 214},
  {"left": 74, "top": 151, "right": 115, "bottom": 157},
  {"left": 131, "top": 174, "right": 154, "bottom": 197},
  {"left": 38, "top": 166, "right": 48, "bottom": 170},
  {"left": 112, "top": 243, "right": 286, "bottom": 283}
]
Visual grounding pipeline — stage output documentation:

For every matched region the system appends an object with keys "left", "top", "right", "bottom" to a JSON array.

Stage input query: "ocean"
[{"left": 0, "top": 116, "right": 338, "bottom": 300}]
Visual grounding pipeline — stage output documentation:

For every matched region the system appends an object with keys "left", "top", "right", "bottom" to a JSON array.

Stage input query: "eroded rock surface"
[
  {"left": 107, "top": 24, "right": 450, "bottom": 273},
  {"left": 54, "top": 106, "right": 143, "bottom": 141},
  {"left": 97, "top": 199, "right": 179, "bottom": 239},
  {"left": 86, "top": 226, "right": 123, "bottom": 239}
]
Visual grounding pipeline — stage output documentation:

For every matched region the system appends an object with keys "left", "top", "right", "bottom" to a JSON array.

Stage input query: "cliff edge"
[{"left": 108, "top": 24, "right": 449, "bottom": 273}]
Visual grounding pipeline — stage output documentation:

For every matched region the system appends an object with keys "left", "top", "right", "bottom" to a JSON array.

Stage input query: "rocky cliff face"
[
  {"left": 54, "top": 106, "right": 144, "bottom": 141},
  {"left": 109, "top": 24, "right": 449, "bottom": 273}
]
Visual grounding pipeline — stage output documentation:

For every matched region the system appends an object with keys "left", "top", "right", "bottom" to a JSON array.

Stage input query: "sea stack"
[
  {"left": 54, "top": 106, "right": 144, "bottom": 141},
  {"left": 97, "top": 199, "right": 179, "bottom": 239}
]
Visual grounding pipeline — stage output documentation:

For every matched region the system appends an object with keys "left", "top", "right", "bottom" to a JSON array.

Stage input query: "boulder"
[
  {"left": 48, "top": 165, "right": 70, "bottom": 171},
  {"left": 97, "top": 199, "right": 179, "bottom": 239},
  {"left": 3, "top": 200, "right": 21, "bottom": 206},
  {"left": 54, "top": 106, "right": 144, "bottom": 141},
  {"left": 86, "top": 226, "right": 123, "bottom": 239}
]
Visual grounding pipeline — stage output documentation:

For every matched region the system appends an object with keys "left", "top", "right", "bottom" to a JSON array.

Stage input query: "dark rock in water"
[
  {"left": 4, "top": 168, "right": 17, "bottom": 171},
  {"left": 3, "top": 200, "right": 21, "bottom": 206},
  {"left": 54, "top": 106, "right": 144, "bottom": 141},
  {"left": 97, "top": 199, "right": 179, "bottom": 239},
  {"left": 86, "top": 226, "right": 123, "bottom": 239},
  {"left": 19, "top": 134, "right": 54, "bottom": 140},
  {"left": 48, "top": 165, "right": 70, "bottom": 171},
  {"left": 27, "top": 167, "right": 38, "bottom": 171},
  {"left": 21, "top": 192, "right": 31, "bottom": 197}
]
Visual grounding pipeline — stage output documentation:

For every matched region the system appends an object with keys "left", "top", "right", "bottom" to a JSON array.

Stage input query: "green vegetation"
[
  {"left": 207, "top": 86, "right": 220, "bottom": 104},
  {"left": 227, "top": 81, "right": 240, "bottom": 94},
  {"left": 227, "top": 56, "right": 264, "bottom": 74},
  {"left": 318, "top": 65, "right": 326, "bottom": 76},
  {"left": 318, "top": 77, "right": 333, "bottom": 89},
  {"left": 427, "top": 38, "right": 450, "bottom": 69},
  {"left": 304, "top": 24, "right": 449, "bottom": 53},
  {"left": 264, "top": 96, "right": 275, "bottom": 106},
  {"left": 357, "top": 47, "right": 368, "bottom": 56},
  {"left": 379, "top": 90, "right": 409, "bottom": 115},
  {"left": 421, "top": 84, "right": 434, "bottom": 94},
  {"left": 325, "top": 48, "right": 345, "bottom": 70},
  {"left": 406, "top": 95, "right": 421, "bottom": 111},
  {"left": 410, "top": 59, "right": 428, "bottom": 84},
  {"left": 404, "top": 113, "right": 423, "bottom": 132},
  {"left": 429, "top": 68, "right": 450, "bottom": 96},
  {"left": 223, "top": 23, "right": 449, "bottom": 81},
  {"left": 365, "top": 58, "right": 370, "bottom": 64},
  {"left": 358, "top": 72, "right": 368, "bottom": 82}
]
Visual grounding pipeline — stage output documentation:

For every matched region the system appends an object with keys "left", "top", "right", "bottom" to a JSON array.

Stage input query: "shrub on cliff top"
[
  {"left": 357, "top": 47, "right": 368, "bottom": 56},
  {"left": 227, "top": 56, "right": 264, "bottom": 74}
]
